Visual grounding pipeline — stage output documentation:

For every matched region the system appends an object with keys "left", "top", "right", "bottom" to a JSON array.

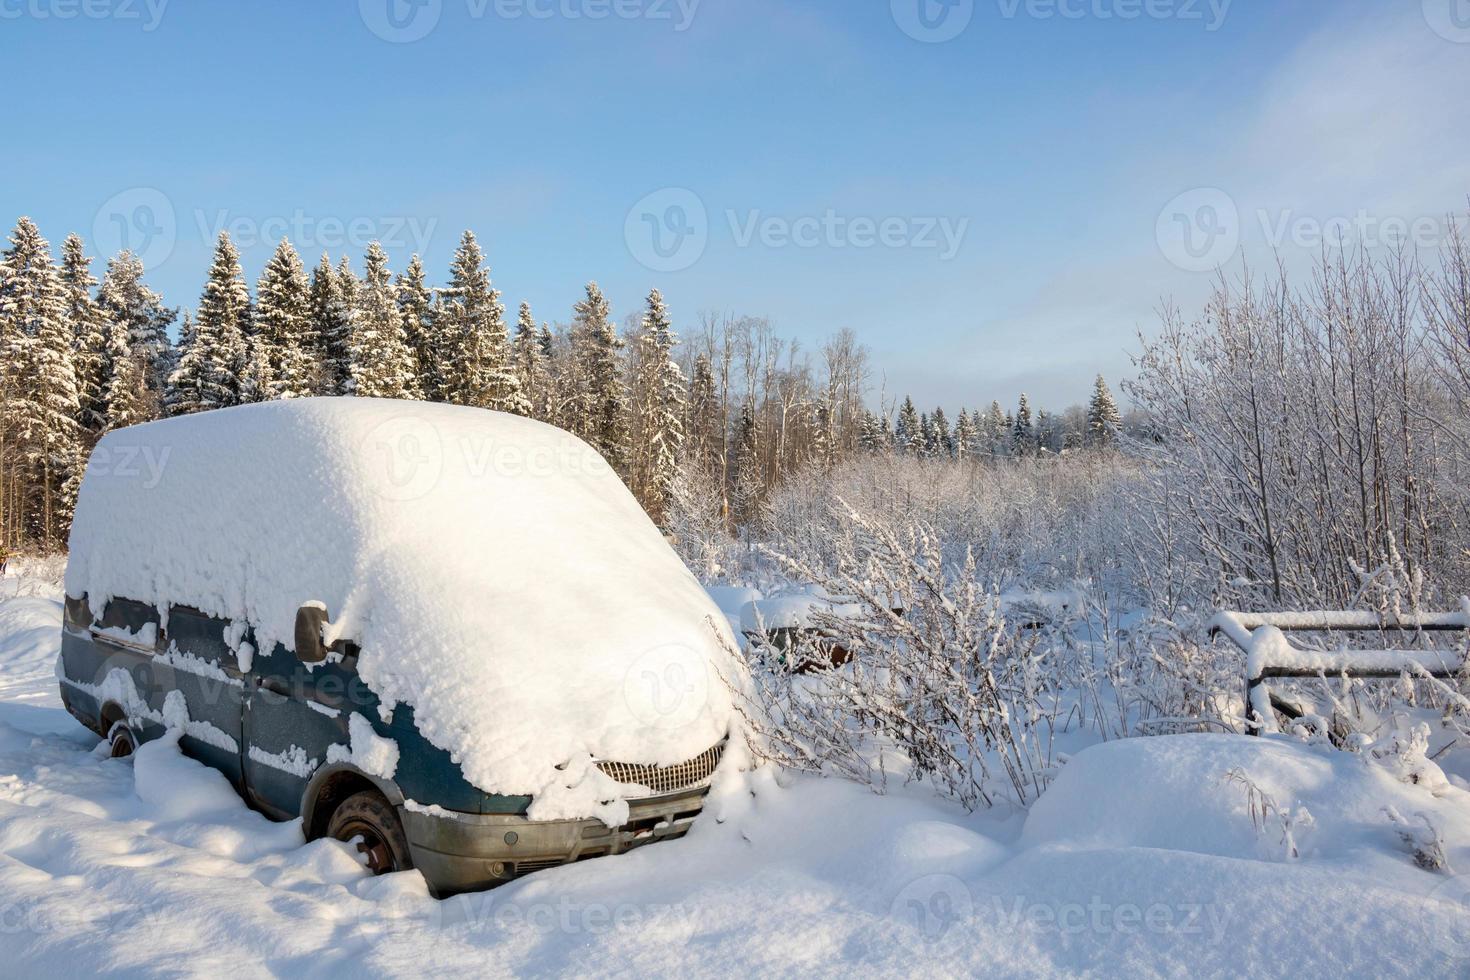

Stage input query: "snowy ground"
[{"left": 1, "top": 564, "right": 1468, "bottom": 977}]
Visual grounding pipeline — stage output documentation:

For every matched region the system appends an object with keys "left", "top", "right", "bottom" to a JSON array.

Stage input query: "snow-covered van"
[{"left": 57, "top": 399, "right": 742, "bottom": 895}]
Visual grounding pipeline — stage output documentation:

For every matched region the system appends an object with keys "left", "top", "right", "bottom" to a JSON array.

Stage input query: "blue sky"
[{"left": 3, "top": 0, "right": 1469, "bottom": 410}]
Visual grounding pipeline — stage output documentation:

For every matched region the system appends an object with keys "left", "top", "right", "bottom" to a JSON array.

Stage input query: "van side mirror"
[{"left": 295, "top": 603, "right": 330, "bottom": 664}]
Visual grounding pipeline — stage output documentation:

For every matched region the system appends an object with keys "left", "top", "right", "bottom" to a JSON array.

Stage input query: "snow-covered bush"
[{"left": 726, "top": 504, "right": 1058, "bottom": 809}]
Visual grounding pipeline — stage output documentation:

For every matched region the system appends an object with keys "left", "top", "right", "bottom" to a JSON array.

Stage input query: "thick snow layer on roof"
[{"left": 66, "top": 399, "right": 740, "bottom": 817}]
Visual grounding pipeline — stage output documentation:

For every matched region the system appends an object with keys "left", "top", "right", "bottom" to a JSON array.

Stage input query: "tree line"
[{"left": 0, "top": 215, "right": 1122, "bottom": 553}]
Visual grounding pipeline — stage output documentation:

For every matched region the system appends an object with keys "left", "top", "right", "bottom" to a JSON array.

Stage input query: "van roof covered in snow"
[{"left": 65, "top": 399, "right": 738, "bottom": 819}]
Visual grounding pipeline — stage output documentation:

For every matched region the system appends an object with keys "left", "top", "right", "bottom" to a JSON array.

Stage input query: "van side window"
[
  {"left": 96, "top": 597, "right": 160, "bottom": 636},
  {"left": 166, "top": 605, "right": 242, "bottom": 672}
]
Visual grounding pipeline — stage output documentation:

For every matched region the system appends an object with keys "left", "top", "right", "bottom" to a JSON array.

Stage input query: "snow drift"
[{"left": 65, "top": 399, "right": 741, "bottom": 816}]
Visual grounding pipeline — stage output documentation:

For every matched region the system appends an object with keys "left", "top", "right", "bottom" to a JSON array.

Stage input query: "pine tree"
[
  {"left": 309, "top": 253, "right": 351, "bottom": 395},
  {"left": 95, "top": 250, "right": 174, "bottom": 411},
  {"left": 438, "top": 232, "right": 524, "bottom": 413},
  {"left": 397, "top": 254, "right": 436, "bottom": 400},
  {"left": 568, "top": 281, "right": 627, "bottom": 470},
  {"left": 255, "top": 239, "right": 318, "bottom": 399},
  {"left": 895, "top": 396, "right": 921, "bottom": 455},
  {"left": 986, "top": 401, "right": 1007, "bottom": 457},
  {"left": 932, "top": 407, "right": 953, "bottom": 458},
  {"left": 347, "top": 242, "right": 418, "bottom": 399},
  {"left": 1087, "top": 373, "right": 1123, "bottom": 447},
  {"left": 167, "top": 232, "right": 250, "bottom": 415},
  {"left": 101, "top": 312, "right": 154, "bottom": 433},
  {"left": 1012, "top": 393, "right": 1034, "bottom": 455},
  {"left": 511, "top": 301, "right": 550, "bottom": 420},
  {"left": 1037, "top": 409, "right": 1058, "bottom": 454},
  {"left": 0, "top": 218, "right": 82, "bottom": 546},
  {"left": 918, "top": 412, "right": 936, "bottom": 459},
  {"left": 626, "top": 288, "right": 687, "bottom": 522},
  {"left": 59, "top": 234, "right": 108, "bottom": 435},
  {"left": 858, "top": 409, "right": 882, "bottom": 453},
  {"left": 685, "top": 352, "right": 722, "bottom": 476},
  {"left": 954, "top": 407, "right": 975, "bottom": 461},
  {"left": 731, "top": 399, "right": 761, "bottom": 527}
]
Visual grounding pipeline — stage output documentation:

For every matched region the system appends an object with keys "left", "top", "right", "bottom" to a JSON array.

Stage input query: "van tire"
[
  {"left": 328, "top": 791, "right": 412, "bottom": 876},
  {"left": 106, "top": 721, "right": 136, "bottom": 759}
]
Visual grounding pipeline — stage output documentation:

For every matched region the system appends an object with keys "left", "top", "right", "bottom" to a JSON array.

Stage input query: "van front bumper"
[{"left": 400, "top": 786, "right": 710, "bottom": 896}]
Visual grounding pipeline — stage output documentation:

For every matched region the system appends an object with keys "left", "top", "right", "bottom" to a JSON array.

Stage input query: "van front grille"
[{"left": 595, "top": 741, "right": 725, "bottom": 796}]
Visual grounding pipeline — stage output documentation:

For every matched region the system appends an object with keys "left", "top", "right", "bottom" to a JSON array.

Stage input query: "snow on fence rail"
[{"left": 1208, "top": 608, "right": 1470, "bottom": 734}]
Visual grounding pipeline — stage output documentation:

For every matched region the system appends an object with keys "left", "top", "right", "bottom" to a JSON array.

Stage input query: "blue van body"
[{"left": 57, "top": 592, "right": 717, "bottom": 895}]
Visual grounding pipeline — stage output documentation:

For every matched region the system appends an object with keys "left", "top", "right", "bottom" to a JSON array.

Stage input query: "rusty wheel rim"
[{"left": 338, "top": 821, "right": 395, "bottom": 874}]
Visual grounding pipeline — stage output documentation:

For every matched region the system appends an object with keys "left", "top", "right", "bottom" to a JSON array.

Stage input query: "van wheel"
[
  {"left": 328, "top": 792, "right": 412, "bottom": 876},
  {"left": 106, "top": 721, "right": 136, "bottom": 759}
]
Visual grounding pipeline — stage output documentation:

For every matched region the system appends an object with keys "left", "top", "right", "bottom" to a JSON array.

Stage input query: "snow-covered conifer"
[
  {"left": 626, "top": 288, "right": 687, "bottom": 520},
  {"left": 309, "top": 253, "right": 351, "bottom": 394},
  {"left": 166, "top": 232, "right": 250, "bottom": 414},
  {"left": 1012, "top": 394, "right": 1034, "bottom": 454},
  {"left": 894, "top": 396, "right": 921, "bottom": 455},
  {"left": 397, "top": 254, "right": 435, "bottom": 400},
  {"left": 347, "top": 243, "right": 417, "bottom": 399},
  {"left": 0, "top": 218, "right": 82, "bottom": 543},
  {"left": 511, "top": 301, "right": 551, "bottom": 420},
  {"left": 95, "top": 250, "right": 175, "bottom": 407},
  {"left": 438, "top": 232, "right": 524, "bottom": 413},
  {"left": 1086, "top": 373, "right": 1122, "bottom": 447},
  {"left": 58, "top": 234, "right": 108, "bottom": 435},
  {"left": 255, "top": 239, "right": 318, "bottom": 399},
  {"left": 569, "top": 281, "right": 627, "bottom": 470}
]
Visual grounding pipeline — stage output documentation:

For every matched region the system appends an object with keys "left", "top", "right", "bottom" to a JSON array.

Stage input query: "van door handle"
[{"left": 258, "top": 678, "right": 291, "bottom": 697}]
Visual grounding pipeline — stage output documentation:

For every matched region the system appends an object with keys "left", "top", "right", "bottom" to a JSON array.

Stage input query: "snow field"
[{"left": 3, "top": 571, "right": 1469, "bottom": 976}]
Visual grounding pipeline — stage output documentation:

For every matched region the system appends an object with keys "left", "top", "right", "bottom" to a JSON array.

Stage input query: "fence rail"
[{"left": 1208, "top": 609, "right": 1469, "bottom": 734}]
